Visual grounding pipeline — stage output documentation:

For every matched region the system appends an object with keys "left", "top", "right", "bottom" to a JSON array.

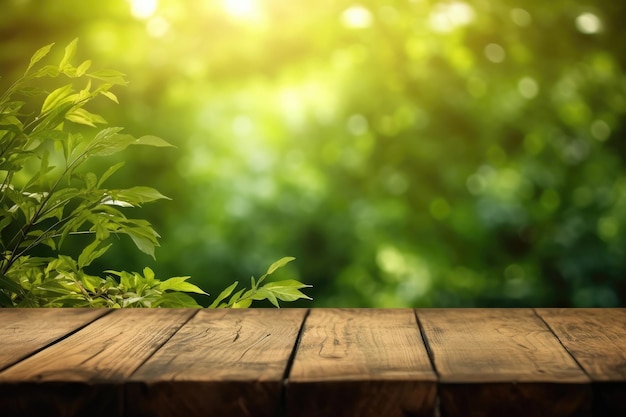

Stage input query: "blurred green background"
[{"left": 2, "top": 0, "right": 626, "bottom": 307}]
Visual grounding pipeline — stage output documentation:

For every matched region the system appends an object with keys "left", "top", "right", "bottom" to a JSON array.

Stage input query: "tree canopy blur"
[{"left": 2, "top": 0, "right": 625, "bottom": 307}]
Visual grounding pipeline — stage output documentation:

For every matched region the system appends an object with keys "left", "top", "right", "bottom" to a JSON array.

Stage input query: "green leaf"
[
  {"left": 126, "top": 227, "right": 158, "bottom": 259},
  {"left": 46, "top": 295, "right": 91, "bottom": 307},
  {"left": 59, "top": 38, "right": 78, "bottom": 71},
  {"left": 97, "top": 161, "right": 125, "bottom": 188},
  {"left": 32, "top": 65, "right": 60, "bottom": 78},
  {"left": 82, "top": 172, "right": 97, "bottom": 190},
  {"left": 92, "top": 216, "right": 110, "bottom": 241},
  {"left": 153, "top": 292, "right": 202, "bottom": 308},
  {"left": 232, "top": 298, "right": 252, "bottom": 308},
  {"left": 266, "top": 256, "right": 296, "bottom": 275},
  {"left": 0, "top": 209, "right": 15, "bottom": 234},
  {"left": 65, "top": 108, "right": 107, "bottom": 127},
  {"left": 262, "top": 279, "right": 312, "bottom": 304},
  {"left": 133, "top": 135, "right": 175, "bottom": 148},
  {"left": 227, "top": 288, "right": 245, "bottom": 306},
  {"left": 88, "top": 69, "right": 127, "bottom": 86},
  {"left": 16, "top": 86, "right": 46, "bottom": 97},
  {"left": 0, "top": 289, "right": 14, "bottom": 307},
  {"left": 160, "top": 276, "right": 208, "bottom": 295},
  {"left": 75, "top": 60, "right": 92, "bottom": 77},
  {"left": 0, "top": 273, "right": 25, "bottom": 297},
  {"left": 41, "top": 84, "right": 74, "bottom": 114},
  {"left": 208, "top": 281, "right": 238, "bottom": 308},
  {"left": 142, "top": 267, "right": 156, "bottom": 284},
  {"left": 93, "top": 126, "right": 124, "bottom": 140},
  {"left": 78, "top": 239, "right": 112, "bottom": 268},
  {"left": 26, "top": 43, "right": 55, "bottom": 74},
  {"left": 88, "top": 132, "right": 135, "bottom": 156},
  {"left": 100, "top": 90, "right": 119, "bottom": 104},
  {"left": 251, "top": 287, "right": 280, "bottom": 308},
  {"left": 77, "top": 272, "right": 104, "bottom": 293},
  {"left": 110, "top": 186, "right": 170, "bottom": 204}
]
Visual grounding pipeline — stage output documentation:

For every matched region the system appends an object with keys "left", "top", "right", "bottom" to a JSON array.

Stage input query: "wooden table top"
[{"left": 0, "top": 308, "right": 624, "bottom": 417}]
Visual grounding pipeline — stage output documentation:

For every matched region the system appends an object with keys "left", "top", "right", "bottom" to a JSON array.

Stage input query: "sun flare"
[
  {"left": 221, "top": 0, "right": 263, "bottom": 21},
  {"left": 129, "top": 0, "right": 157, "bottom": 19}
]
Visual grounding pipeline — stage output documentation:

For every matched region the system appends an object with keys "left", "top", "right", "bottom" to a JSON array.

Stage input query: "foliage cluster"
[{"left": 0, "top": 40, "right": 310, "bottom": 308}]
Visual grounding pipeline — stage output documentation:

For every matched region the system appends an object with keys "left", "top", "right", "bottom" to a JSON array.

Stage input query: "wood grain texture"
[
  {"left": 0, "top": 308, "right": 195, "bottom": 417},
  {"left": 536, "top": 308, "right": 626, "bottom": 417},
  {"left": 535, "top": 308, "right": 626, "bottom": 380},
  {"left": 127, "top": 308, "right": 307, "bottom": 417},
  {"left": 287, "top": 308, "right": 436, "bottom": 417},
  {"left": 2, "top": 308, "right": 624, "bottom": 417},
  {"left": 0, "top": 308, "right": 106, "bottom": 371},
  {"left": 418, "top": 308, "right": 591, "bottom": 417}
]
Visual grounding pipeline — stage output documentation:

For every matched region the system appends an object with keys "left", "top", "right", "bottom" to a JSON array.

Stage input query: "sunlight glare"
[
  {"left": 429, "top": 1, "right": 475, "bottom": 33},
  {"left": 130, "top": 0, "right": 157, "bottom": 19},
  {"left": 341, "top": 5, "right": 373, "bottom": 29},
  {"left": 222, "top": 0, "right": 262, "bottom": 21}
]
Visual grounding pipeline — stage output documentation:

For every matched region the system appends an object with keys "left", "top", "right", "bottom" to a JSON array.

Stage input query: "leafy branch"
[
  {"left": 0, "top": 39, "right": 311, "bottom": 308},
  {"left": 209, "top": 257, "right": 312, "bottom": 308}
]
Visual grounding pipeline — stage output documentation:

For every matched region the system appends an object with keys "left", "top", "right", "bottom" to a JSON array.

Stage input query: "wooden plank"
[
  {"left": 0, "top": 308, "right": 195, "bottom": 417},
  {"left": 287, "top": 308, "right": 436, "bottom": 417},
  {"left": 0, "top": 308, "right": 107, "bottom": 371},
  {"left": 536, "top": 308, "right": 626, "bottom": 417},
  {"left": 126, "top": 308, "right": 307, "bottom": 417},
  {"left": 418, "top": 308, "right": 591, "bottom": 417}
]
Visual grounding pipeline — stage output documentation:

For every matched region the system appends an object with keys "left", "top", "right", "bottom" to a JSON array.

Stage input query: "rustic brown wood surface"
[
  {"left": 417, "top": 308, "right": 591, "bottom": 417},
  {"left": 0, "top": 309, "right": 195, "bottom": 417},
  {"left": 0, "top": 308, "right": 624, "bottom": 417},
  {"left": 536, "top": 308, "right": 626, "bottom": 417},
  {"left": 0, "top": 308, "right": 106, "bottom": 371},
  {"left": 127, "top": 308, "right": 307, "bottom": 417},
  {"left": 287, "top": 309, "right": 436, "bottom": 417}
]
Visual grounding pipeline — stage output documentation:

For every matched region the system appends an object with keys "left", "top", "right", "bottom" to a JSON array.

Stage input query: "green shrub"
[{"left": 0, "top": 39, "right": 311, "bottom": 308}]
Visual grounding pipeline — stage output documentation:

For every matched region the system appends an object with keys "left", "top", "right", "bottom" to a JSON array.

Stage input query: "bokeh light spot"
[
  {"left": 341, "top": 5, "right": 373, "bottom": 29},
  {"left": 385, "top": 172, "right": 409, "bottom": 195},
  {"left": 484, "top": 43, "right": 506, "bottom": 63},
  {"left": 429, "top": 1, "right": 475, "bottom": 33},
  {"left": 505, "top": 264, "right": 525, "bottom": 280},
  {"left": 378, "top": 6, "right": 399, "bottom": 25},
  {"left": 597, "top": 216, "right": 618, "bottom": 241},
  {"left": 222, "top": 0, "right": 262, "bottom": 21},
  {"left": 232, "top": 115, "right": 253, "bottom": 138},
  {"left": 466, "top": 174, "right": 485, "bottom": 195},
  {"left": 590, "top": 119, "right": 611, "bottom": 141},
  {"left": 130, "top": 0, "right": 157, "bottom": 19},
  {"left": 510, "top": 8, "right": 532, "bottom": 27},
  {"left": 576, "top": 12, "right": 602, "bottom": 34},
  {"left": 518, "top": 76, "right": 539, "bottom": 99},
  {"left": 146, "top": 16, "right": 169, "bottom": 38},
  {"left": 347, "top": 114, "right": 369, "bottom": 135}
]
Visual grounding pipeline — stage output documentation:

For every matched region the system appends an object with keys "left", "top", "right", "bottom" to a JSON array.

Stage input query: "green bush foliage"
[{"left": 2, "top": 1, "right": 624, "bottom": 307}]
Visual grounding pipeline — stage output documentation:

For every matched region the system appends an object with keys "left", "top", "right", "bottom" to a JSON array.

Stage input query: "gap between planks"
[{"left": 532, "top": 308, "right": 592, "bottom": 381}]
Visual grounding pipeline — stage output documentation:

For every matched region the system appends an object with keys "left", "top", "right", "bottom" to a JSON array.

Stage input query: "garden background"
[{"left": 2, "top": 0, "right": 625, "bottom": 307}]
